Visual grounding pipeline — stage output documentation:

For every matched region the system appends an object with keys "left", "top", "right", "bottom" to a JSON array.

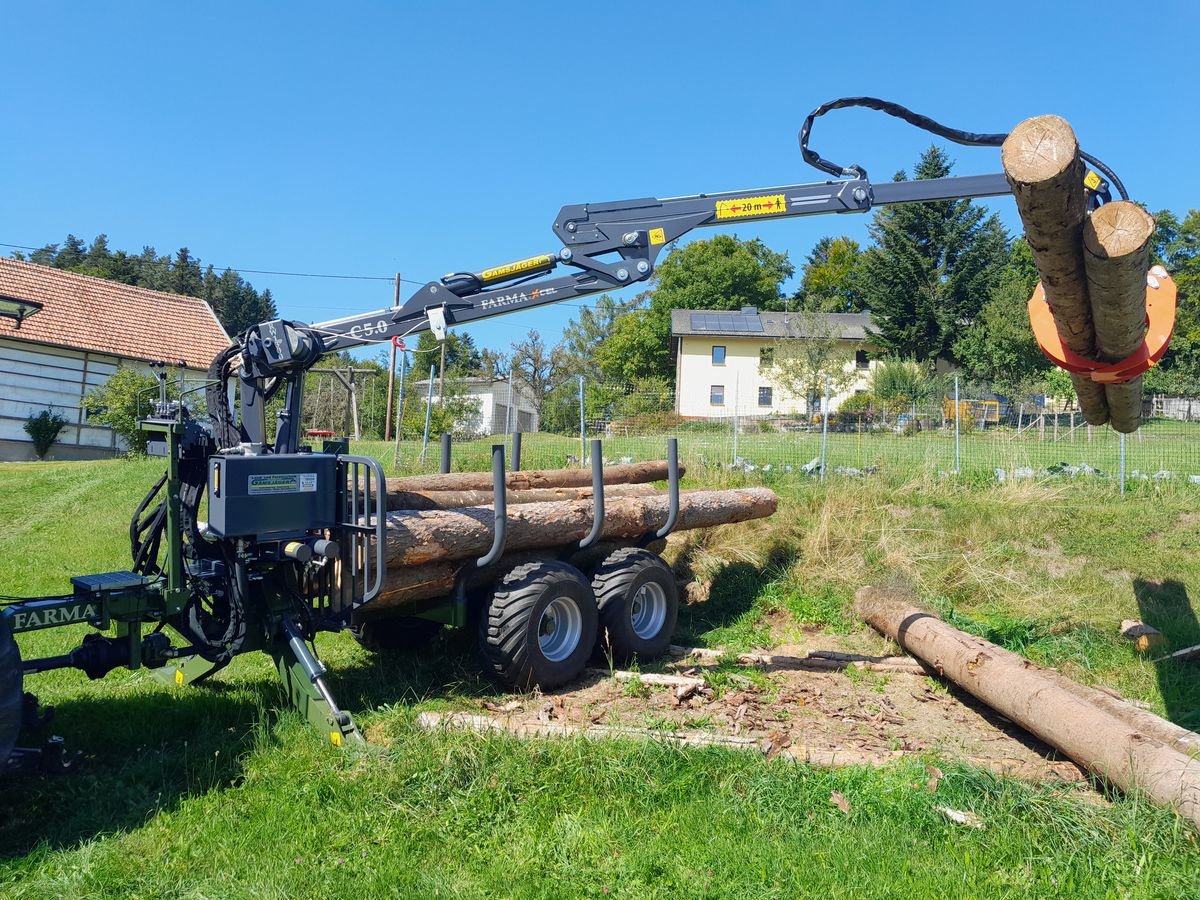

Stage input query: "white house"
[
  {"left": 0, "top": 258, "right": 230, "bottom": 460},
  {"left": 671, "top": 307, "right": 881, "bottom": 419},
  {"left": 412, "top": 375, "right": 541, "bottom": 437}
]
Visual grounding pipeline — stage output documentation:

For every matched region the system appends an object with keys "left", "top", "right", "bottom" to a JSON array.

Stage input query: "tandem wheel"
[
  {"left": 478, "top": 561, "right": 598, "bottom": 690},
  {"left": 591, "top": 547, "right": 679, "bottom": 664}
]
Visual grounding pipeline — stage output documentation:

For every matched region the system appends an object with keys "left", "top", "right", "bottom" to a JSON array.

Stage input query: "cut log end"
[
  {"left": 1083, "top": 202, "right": 1157, "bottom": 261},
  {"left": 1001, "top": 115, "right": 1080, "bottom": 184}
]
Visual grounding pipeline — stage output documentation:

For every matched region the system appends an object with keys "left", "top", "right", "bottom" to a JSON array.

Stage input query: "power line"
[{"left": 0, "top": 240, "right": 429, "bottom": 285}]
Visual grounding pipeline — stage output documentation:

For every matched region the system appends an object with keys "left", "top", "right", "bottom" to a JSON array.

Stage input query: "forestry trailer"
[{"left": 0, "top": 98, "right": 1165, "bottom": 770}]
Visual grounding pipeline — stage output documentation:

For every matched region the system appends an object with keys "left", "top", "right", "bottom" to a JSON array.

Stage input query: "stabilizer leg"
[
  {"left": 272, "top": 618, "right": 363, "bottom": 747},
  {"left": 156, "top": 654, "right": 229, "bottom": 687}
]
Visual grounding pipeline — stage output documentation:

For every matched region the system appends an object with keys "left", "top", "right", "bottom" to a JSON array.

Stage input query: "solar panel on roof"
[{"left": 688, "top": 312, "right": 764, "bottom": 333}]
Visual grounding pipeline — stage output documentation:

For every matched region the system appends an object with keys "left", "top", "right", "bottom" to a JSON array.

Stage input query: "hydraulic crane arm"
[{"left": 302, "top": 171, "right": 1013, "bottom": 357}]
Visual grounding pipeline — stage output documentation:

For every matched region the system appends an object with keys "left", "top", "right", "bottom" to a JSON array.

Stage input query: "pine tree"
[{"left": 857, "top": 147, "right": 1009, "bottom": 364}]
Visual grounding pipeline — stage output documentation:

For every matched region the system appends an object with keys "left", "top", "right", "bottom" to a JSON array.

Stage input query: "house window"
[
  {"left": 710, "top": 385, "right": 725, "bottom": 406},
  {"left": 855, "top": 349, "right": 870, "bottom": 370},
  {"left": 758, "top": 386, "right": 773, "bottom": 407},
  {"left": 759, "top": 347, "right": 774, "bottom": 368},
  {"left": 711, "top": 345, "right": 726, "bottom": 365}
]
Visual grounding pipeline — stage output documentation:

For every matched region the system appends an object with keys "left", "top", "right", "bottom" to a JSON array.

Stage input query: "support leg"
[{"left": 271, "top": 619, "right": 363, "bottom": 747}]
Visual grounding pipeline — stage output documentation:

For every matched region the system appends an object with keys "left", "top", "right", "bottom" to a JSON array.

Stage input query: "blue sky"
[{"left": 3, "top": 1, "right": 1197, "bottom": 361}]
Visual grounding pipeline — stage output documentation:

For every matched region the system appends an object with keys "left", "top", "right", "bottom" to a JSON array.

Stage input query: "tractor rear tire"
[
  {"left": 592, "top": 548, "right": 679, "bottom": 664},
  {"left": 350, "top": 616, "right": 444, "bottom": 653},
  {"left": 479, "top": 561, "right": 598, "bottom": 690},
  {"left": 0, "top": 615, "right": 23, "bottom": 771}
]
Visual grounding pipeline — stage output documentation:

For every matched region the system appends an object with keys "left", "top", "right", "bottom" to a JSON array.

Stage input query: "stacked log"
[
  {"left": 370, "top": 460, "right": 777, "bottom": 615},
  {"left": 1003, "top": 116, "right": 1154, "bottom": 432}
]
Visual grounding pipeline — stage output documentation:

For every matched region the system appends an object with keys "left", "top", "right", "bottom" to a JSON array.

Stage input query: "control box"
[{"left": 207, "top": 453, "right": 337, "bottom": 539}]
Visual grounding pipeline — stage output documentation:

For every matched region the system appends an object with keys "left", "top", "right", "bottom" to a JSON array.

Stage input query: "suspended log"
[
  {"left": 1002, "top": 115, "right": 1109, "bottom": 425},
  {"left": 855, "top": 586, "right": 1200, "bottom": 828},
  {"left": 387, "top": 482, "right": 656, "bottom": 512},
  {"left": 387, "top": 460, "right": 681, "bottom": 494},
  {"left": 1083, "top": 201, "right": 1156, "bottom": 433},
  {"left": 383, "top": 488, "right": 777, "bottom": 568},
  {"left": 362, "top": 539, "right": 665, "bottom": 615}
]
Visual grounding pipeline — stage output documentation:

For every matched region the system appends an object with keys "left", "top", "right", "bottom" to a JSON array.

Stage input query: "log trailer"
[{"left": 0, "top": 98, "right": 1162, "bottom": 770}]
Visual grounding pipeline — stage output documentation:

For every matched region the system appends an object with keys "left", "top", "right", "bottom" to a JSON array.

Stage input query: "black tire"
[
  {"left": 478, "top": 561, "right": 598, "bottom": 690},
  {"left": 592, "top": 548, "right": 679, "bottom": 664},
  {"left": 0, "top": 615, "right": 23, "bottom": 770},
  {"left": 350, "top": 616, "right": 444, "bottom": 653}
]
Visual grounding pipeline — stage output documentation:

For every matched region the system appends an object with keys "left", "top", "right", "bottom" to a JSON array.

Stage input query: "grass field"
[{"left": 3, "top": 457, "right": 1200, "bottom": 896}]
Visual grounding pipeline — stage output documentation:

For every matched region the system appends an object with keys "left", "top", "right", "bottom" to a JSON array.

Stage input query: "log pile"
[
  {"left": 1002, "top": 116, "right": 1154, "bottom": 433},
  {"left": 370, "top": 460, "right": 777, "bottom": 614},
  {"left": 855, "top": 586, "right": 1200, "bottom": 828}
]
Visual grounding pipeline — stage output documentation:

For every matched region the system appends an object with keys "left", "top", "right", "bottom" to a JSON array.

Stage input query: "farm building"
[
  {"left": 0, "top": 257, "right": 230, "bottom": 461},
  {"left": 671, "top": 307, "right": 881, "bottom": 419},
  {"left": 411, "top": 375, "right": 541, "bottom": 436}
]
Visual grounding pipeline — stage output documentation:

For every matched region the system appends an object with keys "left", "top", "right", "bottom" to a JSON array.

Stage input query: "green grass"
[{"left": 3, "top": 458, "right": 1200, "bottom": 895}]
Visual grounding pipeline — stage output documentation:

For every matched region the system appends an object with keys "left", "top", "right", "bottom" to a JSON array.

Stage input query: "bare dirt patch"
[
  {"left": 455, "top": 631, "right": 1088, "bottom": 786},
  {"left": 1026, "top": 535, "right": 1083, "bottom": 578}
]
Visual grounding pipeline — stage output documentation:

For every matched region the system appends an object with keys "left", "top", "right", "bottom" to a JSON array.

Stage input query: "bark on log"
[
  {"left": 387, "top": 460, "right": 681, "bottom": 494},
  {"left": 855, "top": 586, "right": 1200, "bottom": 827},
  {"left": 1084, "top": 201, "right": 1156, "bottom": 433},
  {"left": 387, "top": 482, "right": 657, "bottom": 512},
  {"left": 363, "top": 539, "right": 666, "bottom": 615},
  {"left": 384, "top": 488, "right": 777, "bottom": 568},
  {"left": 1002, "top": 115, "right": 1109, "bottom": 425}
]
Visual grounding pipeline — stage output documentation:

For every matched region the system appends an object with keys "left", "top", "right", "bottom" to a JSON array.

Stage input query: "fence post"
[
  {"left": 731, "top": 372, "right": 740, "bottom": 466},
  {"left": 440, "top": 432, "right": 452, "bottom": 474},
  {"left": 820, "top": 374, "right": 831, "bottom": 482},
  {"left": 953, "top": 375, "right": 961, "bottom": 474},
  {"left": 419, "top": 364, "right": 435, "bottom": 464},
  {"left": 1119, "top": 431, "right": 1126, "bottom": 496},
  {"left": 578, "top": 374, "right": 586, "bottom": 464},
  {"left": 504, "top": 377, "right": 514, "bottom": 445}
]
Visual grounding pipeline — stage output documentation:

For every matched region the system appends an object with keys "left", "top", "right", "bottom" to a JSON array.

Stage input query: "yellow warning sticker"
[
  {"left": 174, "top": 669, "right": 184, "bottom": 686},
  {"left": 649, "top": 227, "right": 666, "bottom": 246},
  {"left": 715, "top": 194, "right": 787, "bottom": 220},
  {"left": 480, "top": 254, "right": 553, "bottom": 282},
  {"left": 330, "top": 731, "right": 343, "bottom": 747},
  {"left": 1083, "top": 170, "right": 1102, "bottom": 191}
]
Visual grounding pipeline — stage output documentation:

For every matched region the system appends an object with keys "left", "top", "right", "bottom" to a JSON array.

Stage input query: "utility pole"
[{"left": 384, "top": 272, "right": 400, "bottom": 441}]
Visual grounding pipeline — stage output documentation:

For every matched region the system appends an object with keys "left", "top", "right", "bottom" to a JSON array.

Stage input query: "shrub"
[{"left": 23, "top": 408, "right": 68, "bottom": 459}]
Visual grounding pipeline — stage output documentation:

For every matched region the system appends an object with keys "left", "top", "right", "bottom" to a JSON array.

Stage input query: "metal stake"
[
  {"left": 1119, "top": 431, "right": 1126, "bottom": 496},
  {"left": 954, "top": 375, "right": 961, "bottom": 474},
  {"left": 820, "top": 374, "right": 831, "bottom": 481}
]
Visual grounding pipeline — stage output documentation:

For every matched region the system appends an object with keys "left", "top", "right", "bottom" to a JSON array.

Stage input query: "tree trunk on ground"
[
  {"left": 855, "top": 586, "right": 1200, "bottom": 828},
  {"left": 386, "top": 460, "right": 681, "bottom": 494},
  {"left": 1002, "top": 115, "right": 1109, "bottom": 425},
  {"left": 362, "top": 539, "right": 665, "bottom": 615},
  {"left": 1083, "top": 201, "right": 1155, "bottom": 433},
  {"left": 384, "top": 488, "right": 777, "bottom": 568},
  {"left": 387, "top": 482, "right": 657, "bottom": 512}
]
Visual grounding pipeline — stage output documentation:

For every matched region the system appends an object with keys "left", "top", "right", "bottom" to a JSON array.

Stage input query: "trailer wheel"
[
  {"left": 0, "top": 615, "right": 22, "bottom": 770},
  {"left": 592, "top": 548, "right": 679, "bottom": 663},
  {"left": 479, "top": 561, "right": 598, "bottom": 690},
  {"left": 350, "top": 616, "right": 443, "bottom": 653}
]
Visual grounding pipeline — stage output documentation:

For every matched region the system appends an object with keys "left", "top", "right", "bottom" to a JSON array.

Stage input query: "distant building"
[
  {"left": 412, "top": 376, "right": 541, "bottom": 436},
  {"left": 671, "top": 307, "right": 881, "bottom": 418},
  {"left": 0, "top": 258, "right": 230, "bottom": 460}
]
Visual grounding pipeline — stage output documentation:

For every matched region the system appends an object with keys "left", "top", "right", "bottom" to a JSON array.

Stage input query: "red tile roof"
[{"left": 0, "top": 257, "right": 231, "bottom": 368}]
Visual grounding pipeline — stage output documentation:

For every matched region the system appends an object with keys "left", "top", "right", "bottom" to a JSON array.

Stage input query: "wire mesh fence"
[{"left": 369, "top": 378, "right": 1200, "bottom": 493}]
